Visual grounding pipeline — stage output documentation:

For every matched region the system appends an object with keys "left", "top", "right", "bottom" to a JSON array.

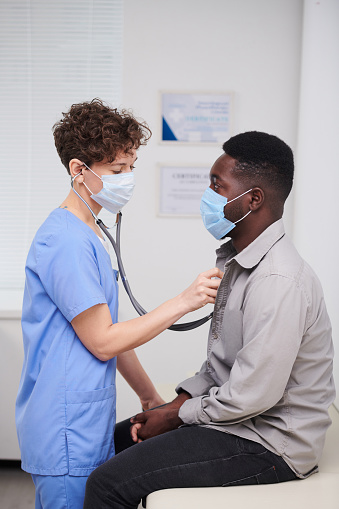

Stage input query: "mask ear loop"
[
  {"left": 227, "top": 188, "right": 253, "bottom": 204},
  {"left": 71, "top": 168, "right": 93, "bottom": 196},
  {"left": 234, "top": 210, "right": 251, "bottom": 224},
  {"left": 82, "top": 161, "right": 102, "bottom": 180},
  {"left": 80, "top": 161, "right": 104, "bottom": 195},
  {"left": 227, "top": 188, "right": 253, "bottom": 224},
  {"left": 72, "top": 169, "right": 94, "bottom": 195}
]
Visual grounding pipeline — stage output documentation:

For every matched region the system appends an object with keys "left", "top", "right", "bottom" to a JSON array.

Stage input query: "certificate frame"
[
  {"left": 160, "top": 90, "right": 233, "bottom": 145},
  {"left": 158, "top": 164, "right": 210, "bottom": 217}
]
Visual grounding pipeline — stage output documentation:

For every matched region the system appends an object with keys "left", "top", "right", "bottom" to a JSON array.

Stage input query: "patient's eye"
[{"left": 211, "top": 177, "right": 220, "bottom": 190}]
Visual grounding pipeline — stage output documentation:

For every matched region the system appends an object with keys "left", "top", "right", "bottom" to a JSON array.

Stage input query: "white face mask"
[{"left": 82, "top": 163, "right": 135, "bottom": 214}]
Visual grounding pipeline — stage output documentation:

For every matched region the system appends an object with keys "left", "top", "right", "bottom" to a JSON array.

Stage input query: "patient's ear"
[{"left": 249, "top": 187, "right": 264, "bottom": 211}]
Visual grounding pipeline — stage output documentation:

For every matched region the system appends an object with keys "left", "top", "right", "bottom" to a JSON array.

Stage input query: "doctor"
[{"left": 15, "top": 98, "right": 223, "bottom": 509}]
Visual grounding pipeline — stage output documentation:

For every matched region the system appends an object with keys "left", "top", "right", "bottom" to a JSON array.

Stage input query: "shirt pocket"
[{"left": 65, "top": 384, "right": 116, "bottom": 476}]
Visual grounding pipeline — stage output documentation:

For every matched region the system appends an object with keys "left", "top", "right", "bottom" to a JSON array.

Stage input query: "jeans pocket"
[{"left": 223, "top": 466, "right": 279, "bottom": 486}]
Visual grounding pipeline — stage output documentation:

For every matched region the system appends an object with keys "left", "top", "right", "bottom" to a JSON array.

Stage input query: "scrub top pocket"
[{"left": 65, "top": 384, "right": 116, "bottom": 476}]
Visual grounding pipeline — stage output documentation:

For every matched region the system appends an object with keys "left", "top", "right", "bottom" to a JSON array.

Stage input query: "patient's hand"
[{"left": 130, "top": 406, "right": 183, "bottom": 442}]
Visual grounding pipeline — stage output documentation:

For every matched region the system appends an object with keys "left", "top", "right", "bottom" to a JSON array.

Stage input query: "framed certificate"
[
  {"left": 158, "top": 165, "right": 210, "bottom": 217},
  {"left": 161, "top": 91, "right": 233, "bottom": 144}
]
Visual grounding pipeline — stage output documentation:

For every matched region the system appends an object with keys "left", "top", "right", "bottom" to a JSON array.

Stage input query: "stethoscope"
[{"left": 71, "top": 175, "right": 213, "bottom": 331}]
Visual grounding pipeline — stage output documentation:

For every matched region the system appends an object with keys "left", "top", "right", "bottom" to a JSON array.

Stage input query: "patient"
[{"left": 84, "top": 131, "right": 335, "bottom": 509}]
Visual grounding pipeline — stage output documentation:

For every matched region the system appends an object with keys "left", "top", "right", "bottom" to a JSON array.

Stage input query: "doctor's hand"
[
  {"left": 130, "top": 406, "right": 183, "bottom": 443},
  {"left": 140, "top": 392, "right": 166, "bottom": 411},
  {"left": 178, "top": 268, "right": 223, "bottom": 314}
]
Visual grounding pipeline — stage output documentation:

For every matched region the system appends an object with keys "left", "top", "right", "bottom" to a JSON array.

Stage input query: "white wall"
[
  {"left": 7, "top": 0, "right": 333, "bottom": 459},
  {"left": 116, "top": 0, "right": 304, "bottom": 419},
  {"left": 0, "top": 314, "right": 22, "bottom": 459},
  {"left": 293, "top": 0, "right": 339, "bottom": 409}
]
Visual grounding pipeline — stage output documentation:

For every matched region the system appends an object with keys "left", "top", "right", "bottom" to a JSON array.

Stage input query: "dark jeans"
[{"left": 84, "top": 418, "right": 297, "bottom": 509}]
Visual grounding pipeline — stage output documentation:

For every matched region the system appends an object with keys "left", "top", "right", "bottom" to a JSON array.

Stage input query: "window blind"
[{"left": 0, "top": 0, "right": 123, "bottom": 310}]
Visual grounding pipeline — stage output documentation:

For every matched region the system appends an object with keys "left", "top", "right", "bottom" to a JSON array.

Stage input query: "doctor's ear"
[
  {"left": 69, "top": 159, "right": 85, "bottom": 180},
  {"left": 249, "top": 188, "right": 264, "bottom": 211}
]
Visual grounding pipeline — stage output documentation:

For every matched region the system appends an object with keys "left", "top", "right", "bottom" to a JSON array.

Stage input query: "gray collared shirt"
[{"left": 178, "top": 219, "right": 335, "bottom": 478}]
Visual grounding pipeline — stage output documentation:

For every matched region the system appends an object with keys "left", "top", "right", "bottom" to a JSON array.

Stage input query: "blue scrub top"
[{"left": 16, "top": 209, "right": 119, "bottom": 476}]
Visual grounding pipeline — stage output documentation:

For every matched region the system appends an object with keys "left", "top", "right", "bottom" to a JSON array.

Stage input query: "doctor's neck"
[{"left": 60, "top": 187, "right": 103, "bottom": 233}]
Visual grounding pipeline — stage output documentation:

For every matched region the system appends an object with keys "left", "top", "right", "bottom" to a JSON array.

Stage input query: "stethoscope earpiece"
[{"left": 72, "top": 171, "right": 83, "bottom": 182}]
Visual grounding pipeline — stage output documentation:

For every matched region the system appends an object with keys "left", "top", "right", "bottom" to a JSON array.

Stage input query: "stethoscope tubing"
[{"left": 98, "top": 214, "right": 213, "bottom": 331}]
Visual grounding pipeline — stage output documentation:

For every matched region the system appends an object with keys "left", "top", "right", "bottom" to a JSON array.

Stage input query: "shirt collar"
[{"left": 216, "top": 219, "right": 286, "bottom": 270}]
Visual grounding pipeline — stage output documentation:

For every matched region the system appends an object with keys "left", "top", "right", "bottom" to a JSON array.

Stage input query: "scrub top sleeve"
[{"left": 36, "top": 230, "right": 107, "bottom": 322}]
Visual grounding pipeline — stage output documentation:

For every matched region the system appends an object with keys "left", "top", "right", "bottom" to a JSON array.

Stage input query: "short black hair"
[{"left": 223, "top": 131, "right": 294, "bottom": 201}]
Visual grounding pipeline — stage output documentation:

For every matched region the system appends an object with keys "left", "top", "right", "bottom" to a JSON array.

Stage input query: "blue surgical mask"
[
  {"left": 82, "top": 163, "right": 135, "bottom": 214},
  {"left": 200, "top": 187, "right": 252, "bottom": 240}
]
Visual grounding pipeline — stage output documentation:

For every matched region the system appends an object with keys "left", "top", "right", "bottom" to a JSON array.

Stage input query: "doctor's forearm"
[
  {"left": 117, "top": 350, "right": 165, "bottom": 409},
  {"left": 100, "top": 296, "right": 191, "bottom": 360},
  {"left": 72, "top": 295, "right": 193, "bottom": 361},
  {"left": 72, "top": 268, "right": 222, "bottom": 361}
]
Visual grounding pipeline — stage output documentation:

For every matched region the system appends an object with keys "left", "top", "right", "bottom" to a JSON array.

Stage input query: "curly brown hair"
[{"left": 53, "top": 98, "right": 152, "bottom": 174}]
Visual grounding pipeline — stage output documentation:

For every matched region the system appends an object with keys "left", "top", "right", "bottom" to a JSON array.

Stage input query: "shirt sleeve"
[
  {"left": 36, "top": 228, "right": 107, "bottom": 322},
  {"left": 176, "top": 361, "right": 218, "bottom": 397},
  {"left": 179, "top": 273, "right": 309, "bottom": 425}
]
